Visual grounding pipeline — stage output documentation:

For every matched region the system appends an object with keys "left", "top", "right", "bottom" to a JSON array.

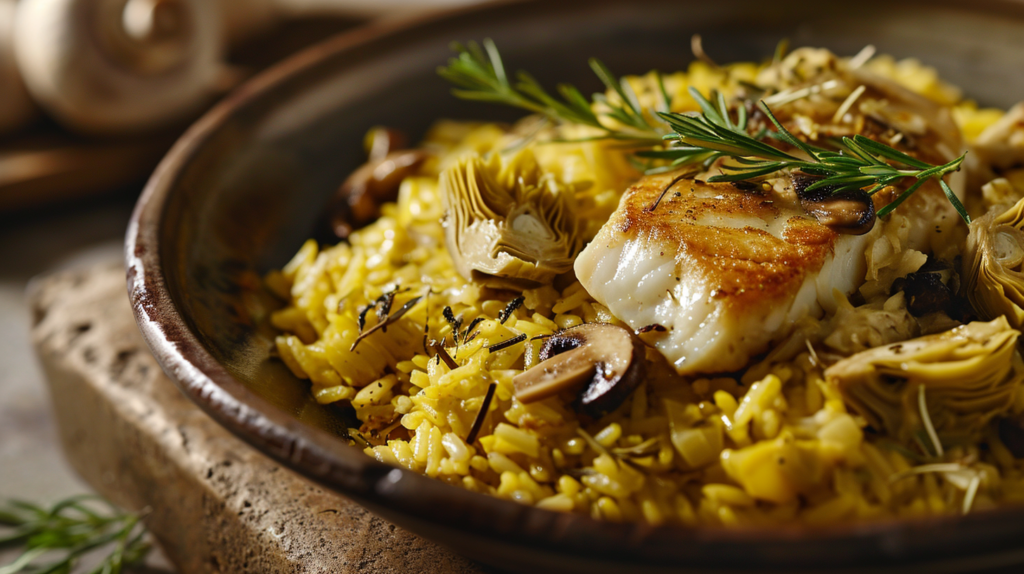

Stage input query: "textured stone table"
[{"left": 30, "top": 262, "right": 488, "bottom": 574}]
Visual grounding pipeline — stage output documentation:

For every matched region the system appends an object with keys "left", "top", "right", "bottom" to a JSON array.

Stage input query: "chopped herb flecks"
[
  {"left": 466, "top": 381, "right": 498, "bottom": 444},
  {"left": 498, "top": 296, "right": 525, "bottom": 324},
  {"left": 429, "top": 339, "right": 459, "bottom": 369},
  {"left": 487, "top": 333, "right": 527, "bottom": 352},
  {"left": 350, "top": 295, "right": 422, "bottom": 351}
]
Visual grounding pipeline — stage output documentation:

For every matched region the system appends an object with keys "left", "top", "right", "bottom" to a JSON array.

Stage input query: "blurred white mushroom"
[
  {"left": 0, "top": 0, "right": 38, "bottom": 134},
  {"left": 13, "top": 0, "right": 223, "bottom": 135},
  {"left": 6, "top": 0, "right": 483, "bottom": 136}
]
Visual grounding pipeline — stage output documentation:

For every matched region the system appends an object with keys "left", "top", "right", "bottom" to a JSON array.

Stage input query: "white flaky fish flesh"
[{"left": 575, "top": 174, "right": 873, "bottom": 374}]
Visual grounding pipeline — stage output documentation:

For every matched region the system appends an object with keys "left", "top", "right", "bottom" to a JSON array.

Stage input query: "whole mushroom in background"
[
  {"left": 13, "top": 0, "right": 223, "bottom": 135},
  {"left": 0, "top": 0, "right": 37, "bottom": 134}
]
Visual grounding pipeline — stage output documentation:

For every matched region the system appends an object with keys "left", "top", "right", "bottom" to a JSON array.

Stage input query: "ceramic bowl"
[{"left": 127, "top": 1, "right": 1024, "bottom": 571}]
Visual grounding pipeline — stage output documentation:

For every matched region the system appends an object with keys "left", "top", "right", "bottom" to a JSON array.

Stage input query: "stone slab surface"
[{"left": 29, "top": 262, "right": 488, "bottom": 574}]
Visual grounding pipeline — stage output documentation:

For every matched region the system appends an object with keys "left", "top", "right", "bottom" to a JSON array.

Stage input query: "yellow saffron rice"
[{"left": 267, "top": 54, "right": 1024, "bottom": 526}]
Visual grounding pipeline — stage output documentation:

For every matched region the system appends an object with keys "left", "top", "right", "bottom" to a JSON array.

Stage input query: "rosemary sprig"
[
  {"left": 0, "top": 495, "right": 150, "bottom": 574},
  {"left": 438, "top": 39, "right": 664, "bottom": 143},
  {"left": 438, "top": 40, "right": 970, "bottom": 224},
  {"left": 657, "top": 100, "right": 970, "bottom": 223}
]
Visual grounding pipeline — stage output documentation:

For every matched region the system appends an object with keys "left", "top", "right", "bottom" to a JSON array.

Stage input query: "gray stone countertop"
[{"left": 0, "top": 193, "right": 172, "bottom": 571}]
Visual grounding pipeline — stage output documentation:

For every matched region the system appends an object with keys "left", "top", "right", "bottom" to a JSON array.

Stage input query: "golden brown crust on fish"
[{"left": 614, "top": 172, "right": 839, "bottom": 314}]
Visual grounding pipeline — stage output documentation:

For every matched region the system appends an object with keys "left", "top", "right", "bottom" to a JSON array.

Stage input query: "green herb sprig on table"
[
  {"left": 437, "top": 40, "right": 970, "bottom": 224},
  {"left": 0, "top": 496, "right": 150, "bottom": 574}
]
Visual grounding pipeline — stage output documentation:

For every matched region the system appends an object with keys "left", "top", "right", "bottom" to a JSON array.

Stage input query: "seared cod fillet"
[
  {"left": 575, "top": 48, "right": 967, "bottom": 375},
  {"left": 575, "top": 174, "right": 873, "bottom": 375}
]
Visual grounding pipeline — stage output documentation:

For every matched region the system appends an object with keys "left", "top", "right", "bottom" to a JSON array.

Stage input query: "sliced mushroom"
[
  {"left": 328, "top": 127, "right": 426, "bottom": 239},
  {"left": 890, "top": 257, "right": 970, "bottom": 320},
  {"left": 365, "top": 126, "right": 408, "bottom": 163},
  {"left": 794, "top": 175, "right": 876, "bottom": 235},
  {"left": 512, "top": 323, "right": 646, "bottom": 417}
]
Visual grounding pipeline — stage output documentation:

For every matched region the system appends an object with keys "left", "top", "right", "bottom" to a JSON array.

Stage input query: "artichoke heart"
[
  {"left": 439, "top": 149, "right": 582, "bottom": 289},
  {"left": 964, "top": 197, "right": 1024, "bottom": 328},
  {"left": 825, "top": 318, "right": 1024, "bottom": 446}
]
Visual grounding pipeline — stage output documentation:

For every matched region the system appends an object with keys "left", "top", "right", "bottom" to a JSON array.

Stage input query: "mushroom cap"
[
  {"left": 512, "top": 323, "right": 646, "bottom": 417},
  {"left": 329, "top": 148, "right": 426, "bottom": 239},
  {"left": 0, "top": 0, "right": 37, "bottom": 134},
  {"left": 793, "top": 175, "right": 876, "bottom": 235}
]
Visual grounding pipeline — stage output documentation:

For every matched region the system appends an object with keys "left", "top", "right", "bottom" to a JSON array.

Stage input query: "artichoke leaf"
[
  {"left": 439, "top": 149, "right": 582, "bottom": 289},
  {"left": 963, "top": 197, "right": 1024, "bottom": 328},
  {"left": 825, "top": 317, "right": 1024, "bottom": 447}
]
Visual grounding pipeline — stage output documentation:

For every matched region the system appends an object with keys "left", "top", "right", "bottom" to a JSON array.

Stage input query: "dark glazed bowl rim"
[{"left": 127, "top": 0, "right": 1024, "bottom": 570}]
